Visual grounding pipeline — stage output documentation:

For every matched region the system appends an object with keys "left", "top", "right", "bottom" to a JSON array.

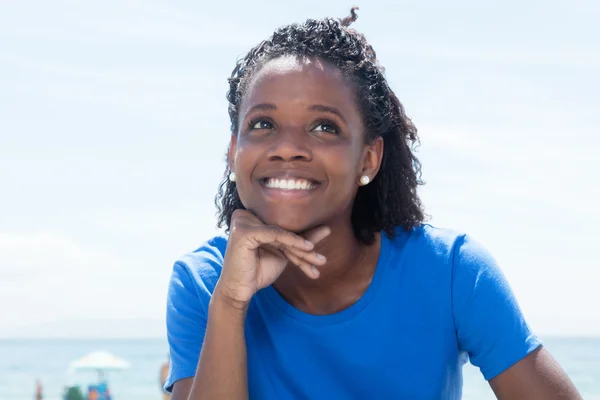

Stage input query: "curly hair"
[{"left": 215, "top": 7, "right": 425, "bottom": 244}]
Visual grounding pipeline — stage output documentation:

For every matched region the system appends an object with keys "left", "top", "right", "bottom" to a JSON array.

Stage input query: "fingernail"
[
  {"left": 316, "top": 253, "right": 326, "bottom": 260},
  {"left": 305, "top": 240, "right": 314, "bottom": 248},
  {"left": 312, "top": 266, "right": 320, "bottom": 277}
]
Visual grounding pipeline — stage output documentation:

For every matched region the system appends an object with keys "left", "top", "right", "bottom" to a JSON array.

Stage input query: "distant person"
[
  {"left": 163, "top": 7, "right": 582, "bottom": 400},
  {"left": 35, "top": 379, "right": 43, "bottom": 400},
  {"left": 160, "top": 355, "right": 171, "bottom": 400},
  {"left": 63, "top": 386, "right": 84, "bottom": 400},
  {"left": 87, "top": 386, "right": 98, "bottom": 400}
]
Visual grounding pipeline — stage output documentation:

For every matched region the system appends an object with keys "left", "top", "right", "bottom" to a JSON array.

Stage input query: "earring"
[
  {"left": 360, "top": 175, "right": 370, "bottom": 186},
  {"left": 229, "top": 172, "right": 236, "bottom": 182}
]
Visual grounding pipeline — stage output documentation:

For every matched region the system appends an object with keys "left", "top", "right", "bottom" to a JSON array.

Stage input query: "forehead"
[{"left": 240, "top": 56, "right": 358, "bottom": 112}]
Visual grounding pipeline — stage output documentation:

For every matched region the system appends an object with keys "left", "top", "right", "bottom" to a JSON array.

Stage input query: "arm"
[
  {"left": 451, "top": 235, "right": 581, "bottom": 398},
  {"left": 166, "top": 259, "right": 249, "bottom": 400},
  {"left": 167, "top": 213, "right": 329, "bottom": 400},
  {"left": 186, "top": 288, "right": 249, "bottom": 399},
  {"left": 489, "top": 346, "right": 581, "bottom": 399},
  {"left": 170, "top": 378, "right": 192, "bottom": 400},
  {"left": 170, "top": 289, "right": 248, "bottom": 400}
]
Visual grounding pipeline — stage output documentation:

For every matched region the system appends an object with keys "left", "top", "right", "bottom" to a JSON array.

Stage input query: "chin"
[{"left": 255, "top": 209, "right": 317, "bottom": 234}]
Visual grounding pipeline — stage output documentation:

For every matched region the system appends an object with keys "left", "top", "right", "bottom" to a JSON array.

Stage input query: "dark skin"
[{"left": 171, "top": 56, "right": 582, "bottom": 399}]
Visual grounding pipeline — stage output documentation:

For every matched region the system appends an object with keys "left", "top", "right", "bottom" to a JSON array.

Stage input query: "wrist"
[{"left": 212, "top": 282, "right": 251, "bottom": 317}]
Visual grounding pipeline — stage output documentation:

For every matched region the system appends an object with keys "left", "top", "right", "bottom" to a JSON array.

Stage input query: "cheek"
[
  {"left": 323, "top": 148, "right": 362, "bottom": 187},
  {"left": 233, "top": 145, "right": 255, "bottom": 175},
  {"left": 327, "top": 141, "right": 363, "bottom": 172},
  {"left": 232, "top": 145, "right": 260, "bottom": 202}
]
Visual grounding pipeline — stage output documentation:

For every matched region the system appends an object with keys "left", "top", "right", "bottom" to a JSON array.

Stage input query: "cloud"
[
  {"left": 418, "top": 124, "right": 599, "bottom": 246},
  {"left": 0, "top": 232, "right": 170, "bottom": 334},
  {"left": 381, "top": 42, "right": 600, "bottom": 69},
  {"left": 0, "top": 232, "right": 121, "bottom": 277},
  {"left": 0, "top": 0, "right": 261, "bottom": 48},
  {"left": 0, "top": 53, "right": 221, "bottom": 87},
  {"left": 84, "top": 208, "right": 223, "bottom": 244}
]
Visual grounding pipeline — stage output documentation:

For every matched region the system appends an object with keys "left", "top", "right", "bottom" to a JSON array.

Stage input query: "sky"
[{"left": 0, "top": 0, "right": 598, "bottom": 338}]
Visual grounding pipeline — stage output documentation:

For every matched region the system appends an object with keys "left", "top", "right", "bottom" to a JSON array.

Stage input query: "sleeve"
[
  {"left": 163, "top": 261, "right": 208, "bottom": 393},
  {"left": 452, "top": 234, "right": 543, "bottom": 381}
]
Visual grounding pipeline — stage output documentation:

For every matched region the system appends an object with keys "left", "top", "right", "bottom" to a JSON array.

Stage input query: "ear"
[
  {"left": 228, "top": 134, "right": 237, "bottom": 172},
  {"left": 360, "top": 136, "right": 384, "bottom": 182}
]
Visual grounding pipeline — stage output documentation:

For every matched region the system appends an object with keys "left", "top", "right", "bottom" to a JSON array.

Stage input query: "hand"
[{"left": 216, "top": 209, "right": 330, "bottom": 308}]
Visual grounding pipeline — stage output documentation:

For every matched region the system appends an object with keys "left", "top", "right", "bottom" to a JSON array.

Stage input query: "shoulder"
[
  {"left": 406, "top": 223, "right": 466, "bottom": 248},
  {"left": 392, "top": 223, "right": 468, "bottom": 261},
  {"left": 169, "top": 233, "right": 229, "bottom": 298},
  {"left": 388, "top": 224, "right": 497, "bottom": 279}
]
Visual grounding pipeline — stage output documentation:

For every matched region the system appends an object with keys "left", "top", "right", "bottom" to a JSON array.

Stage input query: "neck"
[{"left": 273, "top": 218, "right": 380, "bottom": 314}]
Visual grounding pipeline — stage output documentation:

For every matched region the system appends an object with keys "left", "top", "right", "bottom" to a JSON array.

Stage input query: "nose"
[{"left": 267, "top": 127, "right": 312, "bottom": 162}]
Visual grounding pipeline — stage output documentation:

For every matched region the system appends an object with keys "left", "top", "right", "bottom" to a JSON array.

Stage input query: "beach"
[{"left": 1, "top": 337, "right": 599, "bottom": 399}]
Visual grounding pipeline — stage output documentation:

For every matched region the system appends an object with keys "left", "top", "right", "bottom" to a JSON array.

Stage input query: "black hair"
[{"left": 215, "top": 7, "right": 425, "bottom": 244}]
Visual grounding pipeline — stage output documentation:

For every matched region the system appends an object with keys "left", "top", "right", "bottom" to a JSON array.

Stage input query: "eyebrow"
[
  {"left": 246, "top": 103, "right": 277, "bottom": 114},
  {"left": 308, "top": 104, "right": 347, "bottom": 124},
  {"left": 245, "top": 103, "right": 347, "bottom": 124}
]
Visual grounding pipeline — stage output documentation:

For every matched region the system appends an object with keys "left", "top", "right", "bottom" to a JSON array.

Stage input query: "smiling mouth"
[{"left": 261, "top": 178, "right": 319, "bottom": 190}]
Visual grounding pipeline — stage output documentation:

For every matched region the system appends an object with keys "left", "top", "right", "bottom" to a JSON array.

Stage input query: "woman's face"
[{"left": 230, "top": 56, "right": 382, "bottom": 233}]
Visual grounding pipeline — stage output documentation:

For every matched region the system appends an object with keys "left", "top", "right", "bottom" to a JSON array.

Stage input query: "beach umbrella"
[{"left": 68, "top": 351, "right": 130, "bottom": 381}]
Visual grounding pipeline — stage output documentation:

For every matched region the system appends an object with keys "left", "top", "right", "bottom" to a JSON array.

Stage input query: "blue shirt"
[{"left": 164, "top": 224, "right": 542, "bottom": 399}]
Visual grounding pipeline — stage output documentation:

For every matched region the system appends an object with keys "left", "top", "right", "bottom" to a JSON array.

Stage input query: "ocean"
[{"left": 0, "top": 337, "right": 598, "bottom": 399}]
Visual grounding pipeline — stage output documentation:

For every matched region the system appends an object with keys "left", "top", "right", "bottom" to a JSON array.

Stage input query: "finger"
[
  {"left": 264, "top": 240, "right": 326, "bottom": 267},
  {"left": 261, "top": 244, "right": 317, "bottom": 278},
  {"left": 282, "top": 245, "right": 327, "bottom": 267},
  {"left": 243, "top": 225, "right": 314, "bottom": 251},
  {"left": 258, "top": 244, "right": 289, "bottom": 267},
  {"left": 282, "top": 249, "right": 320, "bottom": 279},
  {"left": 302, "top": 225, "right": 331, "bottom": 245}
]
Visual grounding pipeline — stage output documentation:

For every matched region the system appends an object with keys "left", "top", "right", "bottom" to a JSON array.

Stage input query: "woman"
[{"left": 164, "top": 8, "right": 581, "bottom": 399}]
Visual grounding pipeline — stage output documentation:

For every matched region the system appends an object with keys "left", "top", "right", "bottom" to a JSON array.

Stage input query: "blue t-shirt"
[{"left": 164, "top": 224, "right": 542, "bottom": 399}]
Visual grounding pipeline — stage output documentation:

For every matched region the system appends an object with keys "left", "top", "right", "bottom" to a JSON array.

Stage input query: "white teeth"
[{"left": 265, "top": 178, "right": 315, "bottom": 190}]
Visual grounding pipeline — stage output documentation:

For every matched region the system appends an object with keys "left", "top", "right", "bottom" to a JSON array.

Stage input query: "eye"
[
  {"left": 312, "top": 121, "right": 339, "bottom": 134},
  {"left": 249, "top": 119, "right": 274, "bottom": 130}
]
